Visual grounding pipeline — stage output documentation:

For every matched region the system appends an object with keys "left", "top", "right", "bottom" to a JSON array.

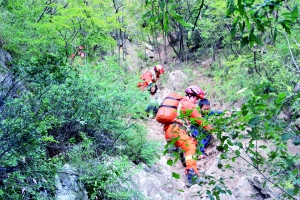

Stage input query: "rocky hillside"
[{"left": 124, "top": 39, "right": 300, "bottom": 200}]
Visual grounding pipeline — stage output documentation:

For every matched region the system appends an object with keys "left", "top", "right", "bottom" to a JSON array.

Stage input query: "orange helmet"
[
  {"left": 154, "top": 64, "right": 164, "bottom": 74},
  {"left": 185, "top": 85, "right": 205, "bottom": 99}
]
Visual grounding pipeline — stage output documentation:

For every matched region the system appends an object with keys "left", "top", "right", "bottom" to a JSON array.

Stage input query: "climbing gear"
[
  {"left": 156, "top": 94, "right": 183, "bottom": 124},
  {"left": 185, "top": 85, "right": 205, "bottom": 99},
  {"left": 154, "top": 64, "right": 164, "bottom": 74},
  {"left": 185, "top": 168, "right": 207, "bottom": 187}
]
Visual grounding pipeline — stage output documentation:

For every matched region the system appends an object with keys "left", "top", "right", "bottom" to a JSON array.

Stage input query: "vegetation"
[{"left": 0, "top": 0, "right": 299, "bottom": 199}]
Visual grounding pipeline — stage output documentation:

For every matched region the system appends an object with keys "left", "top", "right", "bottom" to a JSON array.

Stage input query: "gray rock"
[
  {"left": 55, "top": 164, "right": 88, "bottom": 200},
  {"left": 131, "top": 158, "right": 186, "bottom": 200}
]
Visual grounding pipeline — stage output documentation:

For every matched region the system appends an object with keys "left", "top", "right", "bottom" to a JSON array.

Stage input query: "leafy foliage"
[
  {"left": 0, "top": 56, "right": 159, "bottom": 198},
  {"left": 226, "top": 0, "right": 299, "bottom": 48},
  {"left": 1, "top": 0, "right": 300, "bottom": 199}
]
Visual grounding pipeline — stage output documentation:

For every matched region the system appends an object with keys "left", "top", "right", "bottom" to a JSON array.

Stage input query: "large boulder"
[
  {"left": 55, "top": 164, "right": 88, "bottom": 200},
  {"left": 162, "top": 69, "right": 188, "bottom": 97},
  {"left": 131, "top": 157, "right": 186, "bottom": 199}
]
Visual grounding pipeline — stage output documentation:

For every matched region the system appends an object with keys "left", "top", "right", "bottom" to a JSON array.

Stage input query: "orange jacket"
[{"left": 137, "top": 69, "right": 159, "bottom": 90}]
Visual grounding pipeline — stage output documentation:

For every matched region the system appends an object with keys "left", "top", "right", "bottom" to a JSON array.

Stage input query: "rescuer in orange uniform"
[
  {"left": 163, "top": 85, "right": 213, "bottom": 187},
  {"left": 137, "top": 64, "right": 164, "bottom": 91}
]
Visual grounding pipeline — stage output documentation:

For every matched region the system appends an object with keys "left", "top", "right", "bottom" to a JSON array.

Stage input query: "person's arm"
[{"left": 209, "top": 110, "right": 223, "bottom": 116}]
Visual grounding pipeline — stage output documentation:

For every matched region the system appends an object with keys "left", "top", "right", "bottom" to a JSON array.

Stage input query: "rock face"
[
  {"left": 132, "top": 158, "right": 186, "bottom": 199},
  {"left": 234, "top": 176, "right": 282, "bottom": 200},
  {"left": 0, "top": 48, "right": 12, "bottom": 69},
  {"left": 0, "top": 48, "right": 14, "bottom": 107},
  {"left": 55, "top": 164, "right": 88, "bottom": 200},
  {"left": 162, "top": 69, "right": 188, "bottom": 97}
]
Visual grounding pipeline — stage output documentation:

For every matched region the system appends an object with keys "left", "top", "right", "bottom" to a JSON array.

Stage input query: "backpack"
[{"left": 156, "top": 93, "right": 183, "bottom": 124}]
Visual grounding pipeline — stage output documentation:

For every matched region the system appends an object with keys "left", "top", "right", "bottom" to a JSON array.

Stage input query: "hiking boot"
[
  {"left": 167, "top": 146, "right": 179, "bottom": 154},
  {"left": 185, "top": 168, "right": 207, "bottom": 187}
]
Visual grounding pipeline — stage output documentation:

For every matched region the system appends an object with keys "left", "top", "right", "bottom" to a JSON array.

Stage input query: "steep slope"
[{"left": 125, "top": 39, "right": 296, "bottom": 199}]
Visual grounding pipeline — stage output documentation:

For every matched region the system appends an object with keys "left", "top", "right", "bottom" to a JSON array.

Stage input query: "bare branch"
[
  {"left": 192, "top": 0, "right": 205, "bottom": 31},
  {"left": 284, "top": 33, "right": 300, "bottom": 73}
]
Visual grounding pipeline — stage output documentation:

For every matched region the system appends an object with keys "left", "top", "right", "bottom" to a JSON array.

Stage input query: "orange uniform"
[
  {"left": 137, "top": 69, "right": 161, "bottom": 90},
  {"left": 164, "top": 97, "right": 213, "bottom": 174}
]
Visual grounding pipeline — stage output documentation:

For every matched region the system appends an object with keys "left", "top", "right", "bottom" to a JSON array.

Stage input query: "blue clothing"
[
  {"left": 208, "top": 110, "right": 223, "bottom": 116},
  {"left": 191, "top": 110, "right": 223, "bottom": 154}
]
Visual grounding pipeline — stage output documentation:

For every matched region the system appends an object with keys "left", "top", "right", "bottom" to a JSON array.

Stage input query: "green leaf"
[
  {"left": 167, "top": 159, "right": 173, "bottom": 166},
  {"left": 269, "top": 151, "right": 277, "bottom": 160},
  {"left": 255, "top": 35, "right": 262, "bottom": 45},
  {"left": 159, "top": 0, "right": 165, "bottom": 9},
  {"left": 273, "top": 28, "right": 277, "bottom": 43},
  {"left": 227, "top": 139, "right": 233, "bottom": 146},
  {"left": 278, "top": 92, "right": 286, "bottom": 98},
  {"left": 230, "top": 26, "right": 237, "bottom": 38},
  {"left": 239, "top": 21, "right": 245, "bottom": 34},
  {"left": 220, "top": 153, "right": 227, "bottom": 159},
  {"left": 280, "top": 21, "right": 291, "bottom": 34},
  {"left": 291, "top": 5, "right": 299, "bottom": 22},
  {"left": 235, "top": 150, "right": 241, "bottom": 156},
  {"left": 217, "top": 145, "right": 224, "bottom": 151},
  {"left": 226, "top": 189, "right": 232, "bottom": 195},
  {"left": 249, "top": 31, "right": 262, "bottom": 45},
  {"left": 245, "top": 15, "right": 250, "bottom": 32},
  {"left": 163, "top": 15, "right": 169, "bottom": 32},
  {"left": 259, "top": 145, "right": 267, "bottom": 149},
  {"left": 208, "top": 194, "right": 215, "bottom": 200},
  {"left": 281, "top": 133, "right": 293, "bottom": 141},
  {"left": 172, "top": 172, "right": 180, "bottom": 179},
  {"left": 238, "top": 0, "right": 244, "bottom": 15},
  {"left": 175, "top": 19, "right": 193, "bottom": 28},
  {"left": 241, "top": 36, "right": 249, "bottom": 48},
  {"left": 142, "top": 11, "right": 152, "bottom": 19},
  {"left": 249, "top": 41, "right": 255, "bottom": 48},
  {"left": 242, "top": 110, "right": 248, "bottom": 116},
  {"left": 249, "top": 116, "right": 261, "bottom": 125}
]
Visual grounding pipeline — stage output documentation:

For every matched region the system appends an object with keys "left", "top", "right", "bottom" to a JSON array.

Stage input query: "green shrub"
[{"left": 0, "top": 56, "right": 158, "bottom": 198}]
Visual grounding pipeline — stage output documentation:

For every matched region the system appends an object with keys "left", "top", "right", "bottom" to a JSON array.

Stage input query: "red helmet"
[
  {"left": 154, "top": 64, "right": 164, "bottom": 74},
  {"left": 185, "top": 85, "right": 205, "bottom": 99}
]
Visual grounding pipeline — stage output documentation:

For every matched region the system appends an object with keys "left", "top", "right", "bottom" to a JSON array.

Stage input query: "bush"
[{"left": 0, "top": 56, "right": 159, "bottom": 198}]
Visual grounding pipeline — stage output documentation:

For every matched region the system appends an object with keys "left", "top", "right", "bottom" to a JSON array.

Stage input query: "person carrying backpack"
[
  {"left": 137, "top": 65, "right": 164, "bottom": 117},
  {"left": 163, "top": 86, "right": 213, "bottom": 187},
  {"left": 137, "top": 64, "right": 164, "bottom": 92}
]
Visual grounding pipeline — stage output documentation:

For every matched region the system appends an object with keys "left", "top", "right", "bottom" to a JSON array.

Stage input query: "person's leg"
[
  {"left": 199, "top": 134, "right": 212, "bottom": 155},
  {"left": 165, "top": 124, "right": 207, "bottom": 187},
  {"left": 175, "top": 133, "right": 198, "bottom": 174}
]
